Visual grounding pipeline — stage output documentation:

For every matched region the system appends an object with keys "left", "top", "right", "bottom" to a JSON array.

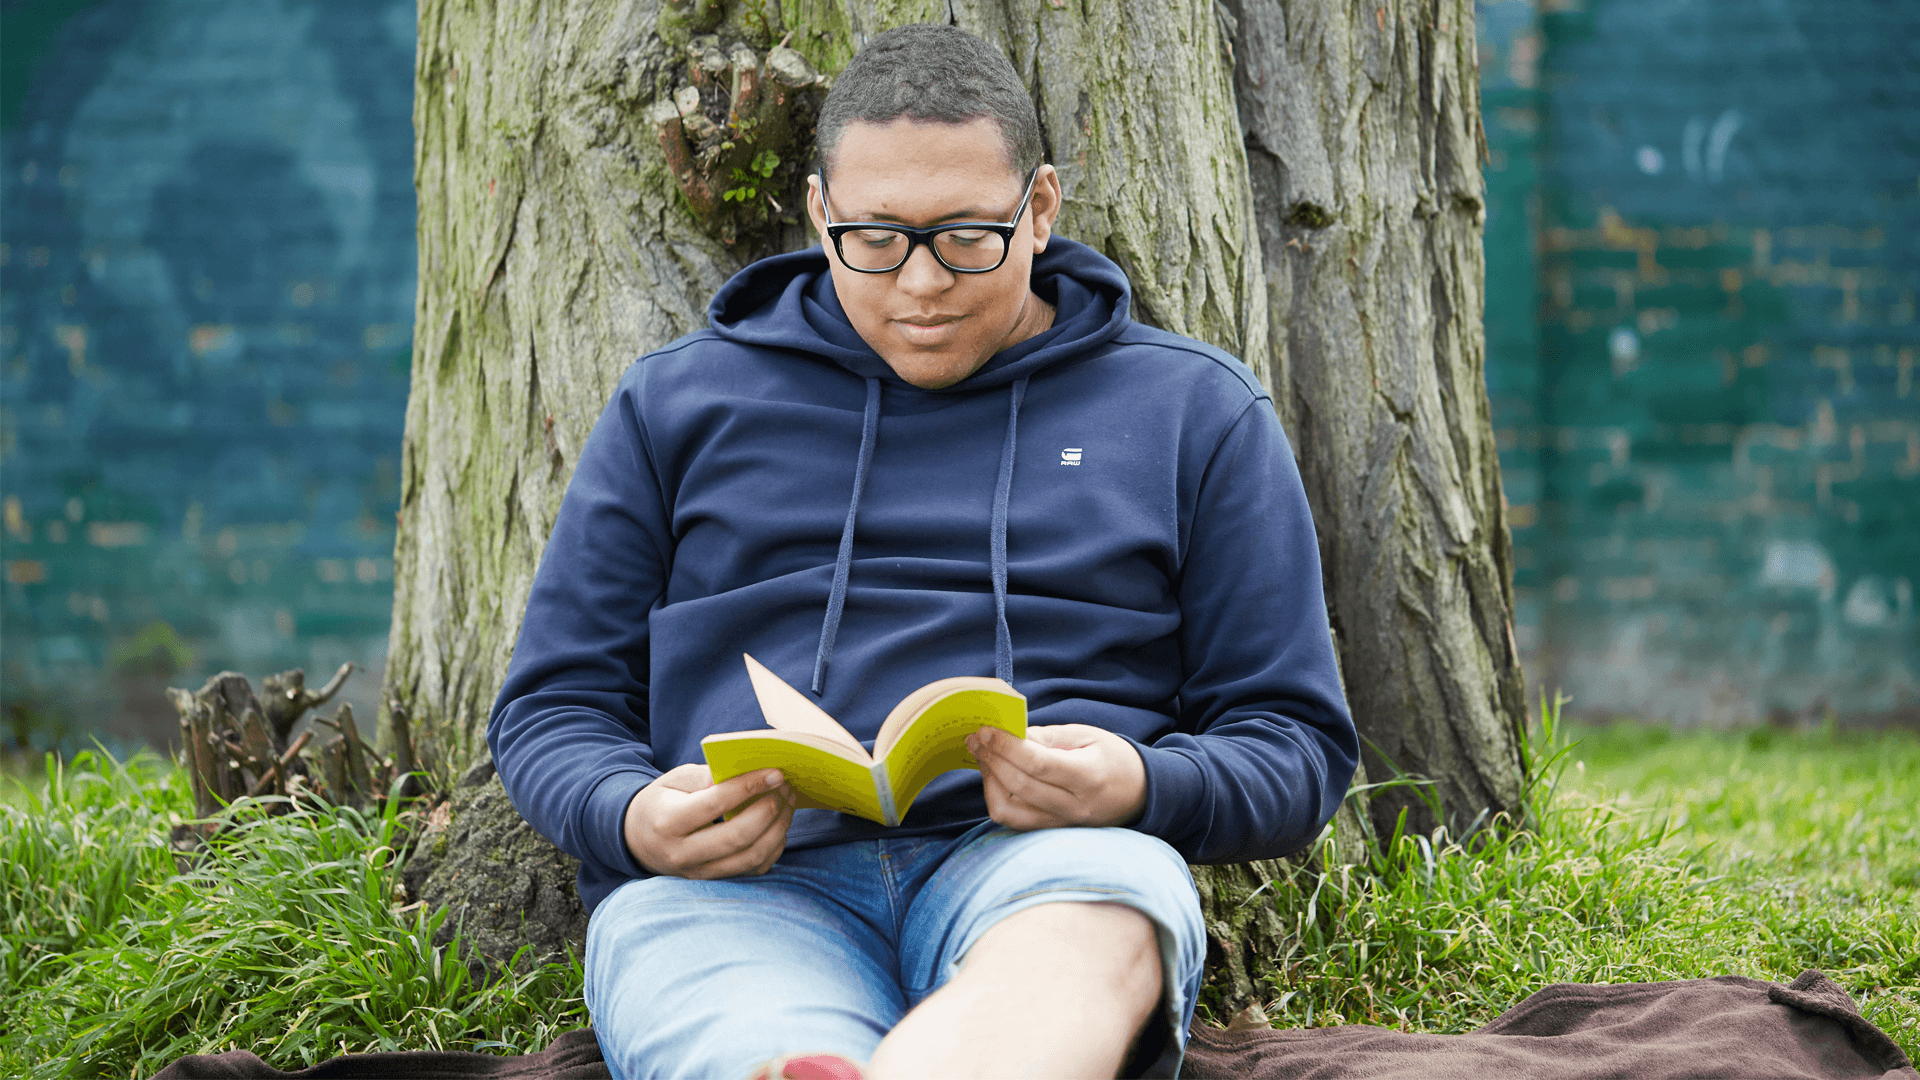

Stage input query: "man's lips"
[{"left": 892, "top": 314, "right": 966, "bottom": 346}]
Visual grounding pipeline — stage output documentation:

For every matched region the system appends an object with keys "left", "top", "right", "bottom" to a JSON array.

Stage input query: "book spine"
[{"left": 871, "top": 761, "right": 898, "bottom": 827}]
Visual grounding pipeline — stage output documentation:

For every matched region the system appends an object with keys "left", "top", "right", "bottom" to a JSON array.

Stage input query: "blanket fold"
[
  {"left": 149, "top": 971, "right": 1914, "bottom": 1080},
  {"left": 148, "top": 1029, "right": 608, "bottom": 1080},
  {"left": 1180, "top": 970, "right": 1915, "bottom": 1080}
]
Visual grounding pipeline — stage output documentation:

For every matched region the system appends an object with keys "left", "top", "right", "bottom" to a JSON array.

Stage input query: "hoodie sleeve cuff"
[
  {"left": 1123, "top": 737, "right": 1206, "bottom": 851},
  {"left": 582, "top": 769, "right": 657, "bottom": 880}
]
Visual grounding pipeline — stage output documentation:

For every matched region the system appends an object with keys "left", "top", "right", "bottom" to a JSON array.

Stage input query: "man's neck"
[{"left": 1001, "top": 288, "right": 1057, "bottom": 354}]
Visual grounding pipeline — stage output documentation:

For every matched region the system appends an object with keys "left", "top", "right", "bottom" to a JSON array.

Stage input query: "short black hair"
[{"left": 816, "top": 25, "right": 1043, "bottom": 178}]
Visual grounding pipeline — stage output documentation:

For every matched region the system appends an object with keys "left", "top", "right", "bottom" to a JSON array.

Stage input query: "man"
[{"left": 489, "top": 24, "right": 1356, "bottom": 1080}]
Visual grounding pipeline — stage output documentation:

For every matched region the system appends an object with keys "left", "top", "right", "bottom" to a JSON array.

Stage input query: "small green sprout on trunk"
[{"left": 726, "top": 149, "right": 782, "bottom": 203}]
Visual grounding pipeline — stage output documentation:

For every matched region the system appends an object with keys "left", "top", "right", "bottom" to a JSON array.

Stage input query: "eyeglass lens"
[{"left": 838, "top": 227, "right": 1008, "bottom": 273}]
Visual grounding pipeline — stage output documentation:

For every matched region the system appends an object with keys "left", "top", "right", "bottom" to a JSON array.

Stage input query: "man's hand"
[
  {"left": 966, "top": 725, "right": 1147, "bottom": 831},
  {"left": 624, "top": 764, "right": 795, "bottom": 879}
]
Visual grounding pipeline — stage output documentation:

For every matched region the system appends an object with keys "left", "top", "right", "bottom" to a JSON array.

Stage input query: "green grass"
[
  {"left": 2, "top": 715, "right": 1915, "bottom": 1076},
  {"left": 1247, "top": 710, "right": 1919, "bottom": 1059},
  {"left": 1, "top": 751, "right": 588, "bottom": 1078}
]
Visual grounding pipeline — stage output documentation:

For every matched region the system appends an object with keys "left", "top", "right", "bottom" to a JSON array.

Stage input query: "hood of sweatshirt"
[{"left": 702, "top": 237, "right": 1135, "bottom": 695}]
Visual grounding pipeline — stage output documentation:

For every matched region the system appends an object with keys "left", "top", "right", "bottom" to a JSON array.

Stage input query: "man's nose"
[{"left": 895, "top": 241, "right": 954, "bottom": 296}]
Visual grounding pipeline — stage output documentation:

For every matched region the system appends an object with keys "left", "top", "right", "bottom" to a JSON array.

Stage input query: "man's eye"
[
  {"left": 850, "top": 229, "right": 900, "bottom": 248},
  {"left": 942, "top": 230, "right": 990, "bottom": 247}
]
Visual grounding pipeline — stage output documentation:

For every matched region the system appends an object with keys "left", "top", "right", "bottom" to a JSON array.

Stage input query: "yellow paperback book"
[{"left": 702, "top": 655, "right": 1027, "bottom": 826}]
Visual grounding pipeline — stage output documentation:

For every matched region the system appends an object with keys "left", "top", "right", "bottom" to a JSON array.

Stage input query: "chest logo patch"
[{"left": 1060, "top": 447, "right": 1083, "bottom": 466}]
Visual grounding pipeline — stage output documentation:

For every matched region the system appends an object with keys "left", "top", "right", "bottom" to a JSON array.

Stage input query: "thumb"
[
  {"left": 1023, "top": 723, "right": 1101, "bottom": 751},
  {"left": 653, "top": 762, "right": 717, "bottom": 793}
]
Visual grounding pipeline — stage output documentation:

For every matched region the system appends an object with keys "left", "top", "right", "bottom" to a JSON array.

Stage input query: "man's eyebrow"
[{"left": 847, "top": 205, "right": 1006, "bottom": 225}]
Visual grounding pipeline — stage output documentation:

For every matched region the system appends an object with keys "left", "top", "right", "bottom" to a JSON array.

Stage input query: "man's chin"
[{"left": 879, "top": 348, "right": 989, "bottom": 390}]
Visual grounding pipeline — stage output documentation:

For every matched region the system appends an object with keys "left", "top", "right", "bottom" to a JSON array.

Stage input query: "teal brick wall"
[
  {"left": 1504, "top": 0, "right": 1919, "bottom": 725},
  {"left": 1476, "top": 0, "right": 1548, "bottom": 672},
  {"left": 1, "top": 0, "right": 417, "bottom": 751},
  {"left": 4, "top": 1, "right": 1913, "bottom": 751}
]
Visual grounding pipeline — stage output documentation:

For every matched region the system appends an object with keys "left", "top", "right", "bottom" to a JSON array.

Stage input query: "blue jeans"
[{"left": 584, "top": 822, "right": 1207, "bottom": 1080}]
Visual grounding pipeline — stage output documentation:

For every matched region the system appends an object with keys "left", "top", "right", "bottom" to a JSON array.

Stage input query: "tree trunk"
[
  {"left": 1228, "top": 0, "right": 1528, "bottom": 841},
  {"left": 390, "top": 0, "right": 1524, "bottom": 1014}
]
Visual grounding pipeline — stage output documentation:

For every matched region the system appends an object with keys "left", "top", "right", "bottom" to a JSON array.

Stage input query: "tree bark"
[
  {"left": 1228, "top": 0, "right": 1528, "bottom": 840},
  {"left": 390, "top": 0, "right": 1524, "bottom": 1014}
]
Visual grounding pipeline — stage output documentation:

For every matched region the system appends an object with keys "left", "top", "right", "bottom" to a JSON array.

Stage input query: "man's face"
[{"left": 807, "top": 117, "right": 1061, "bottom": 389}]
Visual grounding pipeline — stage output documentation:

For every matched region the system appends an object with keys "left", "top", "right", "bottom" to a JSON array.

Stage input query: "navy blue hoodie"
[{"left": 489, "top": 237, "right": 1358, "bottom": 916}]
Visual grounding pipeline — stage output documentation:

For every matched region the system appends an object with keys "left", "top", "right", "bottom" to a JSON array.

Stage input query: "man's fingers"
[
  {"left": 987, "top": 782, "right": 1068, "bottom": 831},
  {"left": 647, "top": 781, "right": 783, "bottom": 871},
  {"left": 980, "top": 759, "right": 1079, "bottom": 830},
  {"left": 729, "top": 797, "right": 796, "bottom": 876},
  {"left": 977, "top": 737, "right": 1081, "bottom": 807},
  {"left": 657, "top": 768, "right": 785, "bottom": 837},
  {"left": 670, "top": 783, "right": 791, "bottom": 866},
  {"left": 744, "top": 793, "right": 795, "bottom": 873},
  {"left": 627, "top": 769, "right": 799, "bottom": 878},
  {"left": 686, "top": 791, "right": 794, "bottom": 878},
  {"left": 974, "top": 724, "right": 1148, "bottom": 830},
  {"left": 984, "top": 756, "right": 1078, "bottom": 813},
  {"left": 975, "top": 725, "right": 1094, "bottom": 788}
]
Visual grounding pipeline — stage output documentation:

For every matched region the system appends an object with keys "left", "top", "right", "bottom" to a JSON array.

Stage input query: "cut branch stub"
[
  {"left": 319, "top": 735, "right": 353, "bottom": 810},
  {"left": 246, "top": 730, "right": 312, "bottom": 799},
  {"left": 261, "top": 662, "right": 353, "bottom": 746},
  {"left": 167, "top": 686, "right": 218, "bottom": 824},
  {"left": 164, "top": 667, "right": 413, "bottom": 859},
  {"left": 334, "top": 703, "right": 376, "bottom": 803},
  {"left": 385, "top": 693, "right": 426, "bottom": 800},
  {"left": 237, "top": 705, "right": 276, "bottom": 778},
  {"left": 647, "top": 35, "right": 828, "bottom": 249},
  {"left": 310, "top": 701, "right": 390, "bottom": 808}
]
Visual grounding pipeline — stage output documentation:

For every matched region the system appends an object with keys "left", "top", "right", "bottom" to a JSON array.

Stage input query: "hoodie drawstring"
[
  {"left": 812, "top": 375, "right": 1027, "bottom": 695},
  {"left": 812, "top": 377, "right": 882, "bottom": 693},
  {"left": 989, "top": 377, "right": 1027, "bottom": 685}
]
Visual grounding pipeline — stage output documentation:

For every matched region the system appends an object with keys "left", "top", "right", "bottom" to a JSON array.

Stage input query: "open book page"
[
  {"left": 702, "top": 730, "right": 888, "bottom": 824},
  {"left": 881, "top": 686, "right": 1027, "bottom": 818},
  {"left": 874, "top": 675, "right": 1017, "bottom": 754},
  {"left": 709, "top": 658, "right": 1027, "bottom": 826},
  {"left": 743, "top": 654, "right": 866, "bottom": 756}
]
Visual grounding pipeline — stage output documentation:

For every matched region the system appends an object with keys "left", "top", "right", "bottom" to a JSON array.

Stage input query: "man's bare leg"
[{"left": 866, "top": 901, "right": 1163, "bottom": 1080}]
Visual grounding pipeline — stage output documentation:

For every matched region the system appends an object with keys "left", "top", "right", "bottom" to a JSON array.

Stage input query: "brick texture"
[
  {"left": 2, "top": 1, "right": 1912, "bottom": 750},
  {"left": 1479, "top": 0, "right": 1919, "bottom": 725},
  {"left": 0, "top": 0, "right": 416, "bottom": 748}
]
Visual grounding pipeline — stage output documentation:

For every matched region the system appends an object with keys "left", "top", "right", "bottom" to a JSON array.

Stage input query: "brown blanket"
[
  {"left": 1182, "top": 971, "right": 1916, "bottom": 1080},
  {"left": 151, "top": 970, "right": 1914, "bottom": 1080}
]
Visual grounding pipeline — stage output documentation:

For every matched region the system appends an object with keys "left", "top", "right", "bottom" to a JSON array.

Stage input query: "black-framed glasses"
[{"left": 819, "top": 166, "right": 1040, "bottom": 274}]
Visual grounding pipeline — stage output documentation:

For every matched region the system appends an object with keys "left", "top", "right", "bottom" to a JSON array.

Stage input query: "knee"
[
  {"left": 973, "top": 901, "right": 1163, "bottom": 1008},
  {"left": 1069, "top": 902, "right": 1163, "bottom": 994},
  {"left": 1061, "top": 900, "right": 1159, "bottom": 956}
]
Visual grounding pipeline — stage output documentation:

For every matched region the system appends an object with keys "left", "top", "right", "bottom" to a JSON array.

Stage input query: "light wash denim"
[{"left": 584, "top": 822, "right": 1206, "bottom": 1080}]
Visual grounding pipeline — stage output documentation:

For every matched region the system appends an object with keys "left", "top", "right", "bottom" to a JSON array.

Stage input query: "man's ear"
[
  {"left": 805, "top": 173, "right": 828, "bottom": 247},
  {"left": 1028, "top": 164, "right": 1061, "bottom": 254}
]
